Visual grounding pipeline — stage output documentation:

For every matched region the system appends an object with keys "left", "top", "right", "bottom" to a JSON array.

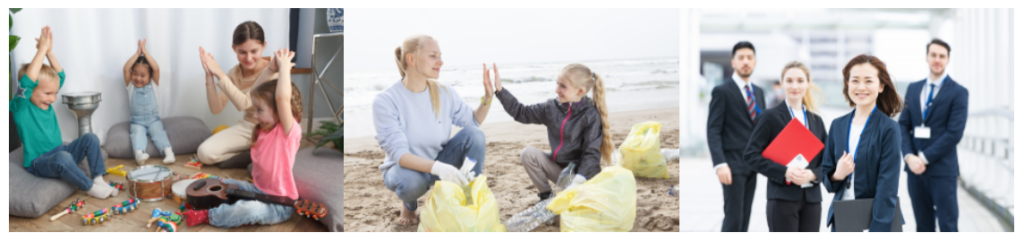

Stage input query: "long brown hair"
[
  {"left": 561, "top": 63, "right": 612, "bottom": 166},
  {"left": 779, "top": 61, "right": 822, "bottom": 113},
  {"left": 250, "top": 80, "right": 303, "bottom": 143},
  {"left": 841, "top": 54, "right": 902, "bottom": 117},
  {"left": 395, "top": 34, "right": 446, "bottom": 118}
]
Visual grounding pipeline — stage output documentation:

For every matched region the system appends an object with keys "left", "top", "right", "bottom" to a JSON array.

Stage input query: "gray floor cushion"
[
  {"left": 104, "top": 116, "right": 211, "bottom": 159},
  {"left": 9, "top": 146, "right": 92, "bottom": 218},
  {"left": 293, "top": 147, "right": 344, "bottom": 232}
]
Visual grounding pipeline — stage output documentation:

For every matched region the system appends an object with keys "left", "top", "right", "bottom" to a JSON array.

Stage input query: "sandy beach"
[{"left": 342, "top": 108, "right": 680, "bottom": 232}]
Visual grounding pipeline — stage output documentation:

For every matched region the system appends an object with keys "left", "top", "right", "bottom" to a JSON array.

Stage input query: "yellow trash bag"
[
  {"left": 418, "top": 175, "right": 506, "bottom": 232},
  {"left": 546, "top": 166, "right": 637, "bottom": 232},
  {"left": 617, "top": 121, "right": 669, "bottom": 179}
]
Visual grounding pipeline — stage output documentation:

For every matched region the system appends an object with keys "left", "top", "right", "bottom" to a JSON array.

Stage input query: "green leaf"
[
  {"left": 10, "top": 8, "right": 22, "bottom": 14},
  {"left": 312, "top": 127, "right": 343, "bottom": 153},
  {"left": 9, "top": 14, "right": 12, "bottom": 30},
  {"left": 10, "top": 35, "right": 20, "bottom": 52}
]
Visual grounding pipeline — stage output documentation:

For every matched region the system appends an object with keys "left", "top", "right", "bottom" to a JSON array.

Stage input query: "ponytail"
[
  {"left": 592, "top": 74, "right": 613, "bottom": 167},
  {"left": 395, "top": 35, "right": 445, "bottom": 118}
]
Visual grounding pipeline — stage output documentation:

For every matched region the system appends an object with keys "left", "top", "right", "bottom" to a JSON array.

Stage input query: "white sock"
[
  {"left": 135, "top": 150, "right": 149, "bottom": 165},
  {"left": 162, "top": 147, "right": 176, "bottom": 164},
  {"left": 86, "top": 182, "right": 114, "bottom": 199},
  {"left": 94, "top": 176, "right": 119, "bottom": 197}
]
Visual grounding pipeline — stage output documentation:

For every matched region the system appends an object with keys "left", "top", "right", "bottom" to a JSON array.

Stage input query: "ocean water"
[{"left": 344, "top": 58, "right": 680, "bottom": 138}]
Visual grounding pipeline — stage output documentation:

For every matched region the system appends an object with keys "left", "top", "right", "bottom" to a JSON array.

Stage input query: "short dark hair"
[
  {"left": 732, "top": 41, "right": 755, "bottom": 57},
  {"left": 927, "top": 38, "right": 950, "bottom": 56}
]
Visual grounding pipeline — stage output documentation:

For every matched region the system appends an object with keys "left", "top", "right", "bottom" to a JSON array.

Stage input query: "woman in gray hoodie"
[{"left": 493, "top": 63, "right": 613, "bottom": 201}]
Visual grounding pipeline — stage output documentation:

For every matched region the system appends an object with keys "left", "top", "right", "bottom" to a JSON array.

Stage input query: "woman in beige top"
[{"left": 196, "top": 21, "right": 279, "bottom": 164}]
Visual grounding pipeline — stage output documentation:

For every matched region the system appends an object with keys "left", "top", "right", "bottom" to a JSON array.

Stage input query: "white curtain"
[{"left": 10, "top": 8, "right": 290, "bottom": 144}]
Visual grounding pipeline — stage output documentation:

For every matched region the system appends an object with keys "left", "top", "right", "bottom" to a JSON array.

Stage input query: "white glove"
[
  {"left": 431, "top": 161, "right": 469, "bottom": 187},
  {"left": 566, "top": 174, "right": 587, "bottom": 190}
]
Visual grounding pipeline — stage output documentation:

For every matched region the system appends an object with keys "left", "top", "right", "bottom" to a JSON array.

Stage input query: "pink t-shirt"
[{"left": 251, "top": 120, "right": 301, "bottom": 200}]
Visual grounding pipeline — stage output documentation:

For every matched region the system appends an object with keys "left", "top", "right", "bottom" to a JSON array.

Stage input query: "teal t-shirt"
[{"left": 10, "top": 70, "right": 66, "bottom": 167}]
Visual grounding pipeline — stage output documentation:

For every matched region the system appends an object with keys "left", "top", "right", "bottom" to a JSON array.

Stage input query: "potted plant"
[
  {"left": 10, "top": 8, "right": 21, "bottom": 152},
  {"left": 306, "top": 120, "right": 341, "bottom": 153}
]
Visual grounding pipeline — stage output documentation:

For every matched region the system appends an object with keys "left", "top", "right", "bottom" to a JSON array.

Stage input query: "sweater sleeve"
[
  {"left": 373, "top": 93, "right": 411, "bottom": 163},
  {"left": 448, "top": 85, "right": 479, "bottom": 128}
]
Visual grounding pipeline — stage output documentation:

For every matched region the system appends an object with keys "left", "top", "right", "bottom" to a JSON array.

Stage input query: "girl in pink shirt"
[{"left": 185, "top": 48, "right": 303, "bottom": 228}]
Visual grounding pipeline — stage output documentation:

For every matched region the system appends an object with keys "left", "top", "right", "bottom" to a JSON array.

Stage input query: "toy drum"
[
  {"left": 171, "top": 179, "right": 198, "bottom": 204},
  {"left": 127, "top": 165, "right": 174, "bottom": 201}
]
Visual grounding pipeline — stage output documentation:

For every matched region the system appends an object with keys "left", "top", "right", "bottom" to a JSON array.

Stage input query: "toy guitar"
[{"left": 185, "top": 178, "right": 328, "bottom": 220}]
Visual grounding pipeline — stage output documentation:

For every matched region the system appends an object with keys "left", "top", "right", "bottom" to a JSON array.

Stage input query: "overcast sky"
[{"left": 346, "top": 8, "right": 679, "bottom": 72}]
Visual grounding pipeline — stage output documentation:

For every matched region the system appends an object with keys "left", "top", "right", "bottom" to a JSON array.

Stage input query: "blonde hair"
[
  {"left": 561, "top": 63, "right": 612, "bottom": 166},
  {"left": 17, "top": 64, "right": 59, "bottom": 83},
  {"left": 395, "top": 34, "right": 446, "bottom": 118},
  {"left": 779, "top": 61, "right": 822, "bottom": 113}
]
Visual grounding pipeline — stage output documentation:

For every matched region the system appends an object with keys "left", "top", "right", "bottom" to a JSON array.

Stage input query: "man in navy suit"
[
  {"left": 707, "top": 41, "right": 766, "bottom": 232},
  {"left": 898, "top": 39, "right": 969, "bottom": 232}
]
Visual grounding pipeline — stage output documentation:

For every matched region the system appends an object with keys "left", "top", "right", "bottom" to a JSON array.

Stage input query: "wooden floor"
[{"left": 9, "top": 144, "right": 328, "bottom": 232}]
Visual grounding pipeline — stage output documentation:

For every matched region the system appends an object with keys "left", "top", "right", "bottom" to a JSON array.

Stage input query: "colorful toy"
[
  {"left": 147, "top": 208, "right": 184, "bottom": 230},
  {"left": 109, "top": 181, "right": 125, "bottom": 191},
  {"left": 184, "top": 156, "right": 203, "bottom": 170},
  {"left": 154, "top": 219, "right": 178, "bottom": 232},
  {"left": 111, "top": 198, "right": 140, "bottom": 214},
  {"left": 107, "top": 165, "right": 127, "bottom": 177},
  {"left": 50, "top": 198, "right": 86, "bottom": 221},
  {"left": 213, "top": 125, "right": 230, "bottom": 135},
  {"left": 189, "top": 172, "right": 219, "bottom": 180},
  {"left": 81, "top": 208, "right": 110, "bottom": 225}
]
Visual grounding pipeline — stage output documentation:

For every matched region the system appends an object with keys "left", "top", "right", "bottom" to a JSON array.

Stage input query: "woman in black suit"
[
  {"left": 821, "top": 54, "right": 904, "bottom": 232},
  {"left": 743, "top": 61, "right": 826, "bottom": 232}
]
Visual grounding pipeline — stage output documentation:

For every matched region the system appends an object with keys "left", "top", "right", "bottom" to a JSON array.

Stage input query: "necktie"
[
  {"left": 745, "top": 85, "right": 757, "bottom": 123},
  {"left": 923, "top": 83, "right": 935, "bottom": 119}
]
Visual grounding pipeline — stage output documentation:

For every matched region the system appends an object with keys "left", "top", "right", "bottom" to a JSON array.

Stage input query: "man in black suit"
[
  {"left": 899, "top": 38, "right": 969, "bottom": 232},
  {"left": 707, "top": 41, "right": 766, "bottom": 232}
]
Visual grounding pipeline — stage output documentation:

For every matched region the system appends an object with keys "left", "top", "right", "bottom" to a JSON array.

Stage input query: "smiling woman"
[{"left": 195, "top": 21, "right": 280, "bottom": 165}]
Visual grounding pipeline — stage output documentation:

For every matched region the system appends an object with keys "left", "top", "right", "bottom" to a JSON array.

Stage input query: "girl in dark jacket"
[{"left": 491, "top": 63, "right": 612, "bottom": 200}]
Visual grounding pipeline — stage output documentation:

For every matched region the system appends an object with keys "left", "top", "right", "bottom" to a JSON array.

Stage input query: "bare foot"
[{"left": 396, "top": 202, "right": 418, "bottom": 225}]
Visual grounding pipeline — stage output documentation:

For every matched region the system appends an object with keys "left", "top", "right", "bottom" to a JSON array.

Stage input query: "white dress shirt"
[{"left": 842, "top": 123, "right": 865, "bottom": 201}]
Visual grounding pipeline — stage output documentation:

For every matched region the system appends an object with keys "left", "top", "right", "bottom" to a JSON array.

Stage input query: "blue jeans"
[
  {"left": 208, "top": 178, "right": 296, "bottom": 228},
  {"left": 130, "top": 81, "right": 171, "bottom": 154},
  {"left": 27, "top": 133, "right": 106, "bottom": 191},
  {"left": 383, "top": 127, "right": 486, "bottom": 212}
]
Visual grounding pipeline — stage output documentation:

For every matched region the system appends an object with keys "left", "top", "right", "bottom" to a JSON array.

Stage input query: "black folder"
[{"left": 833, "top": 198, "right": 902, "bottom": 232}]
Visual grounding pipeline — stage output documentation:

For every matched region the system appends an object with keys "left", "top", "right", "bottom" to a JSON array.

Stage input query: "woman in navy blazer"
[
  {"left": 821, "top": 54, "right": 904, "bottom": 232},
  {"left": 744, "top": 61, "right": 826, "bottom": 232}
]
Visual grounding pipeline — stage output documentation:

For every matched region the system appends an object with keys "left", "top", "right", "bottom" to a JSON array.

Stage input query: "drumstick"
[
  {"left": 50, "top": 209, "right": 72, "bottom": 221},
  {"left": 50, "top": 198, "right": 85, "bottom": 221}
]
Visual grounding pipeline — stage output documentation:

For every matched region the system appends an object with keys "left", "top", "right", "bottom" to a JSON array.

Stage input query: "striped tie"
[{"left": 745, "top": 85, "right": 757, "bottom": 123}]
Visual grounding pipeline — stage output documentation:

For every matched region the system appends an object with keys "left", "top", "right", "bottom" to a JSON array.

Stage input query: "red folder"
[{"left": 763, "top": 118, "right": 824, "bottom": 167}]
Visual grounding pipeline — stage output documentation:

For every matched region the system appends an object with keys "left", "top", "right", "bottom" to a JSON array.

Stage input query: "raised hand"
[
  {"left": 492, "top": 63, "right": 502, "bottom": 92},
  {"left": 35, "top": 26, "right": 52, "bottom": 52},
  {"left": 139, "top": 39, "right": 148, "bottom": 54},
  {"left": 201, "top": 48, "right": 224, "bottom": 77},
  {"left": 481, "top": 63, "right": 494, "bottom": 100},
  {"left": 274, "top": 48, "right": 295, "bottom": 71}
]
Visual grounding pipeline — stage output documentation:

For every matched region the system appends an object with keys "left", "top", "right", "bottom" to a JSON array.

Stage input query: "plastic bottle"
[{"left": 504, "top": 162, "right": 575, "bottom": 232}]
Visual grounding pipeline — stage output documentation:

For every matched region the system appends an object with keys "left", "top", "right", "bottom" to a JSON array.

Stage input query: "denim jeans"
[
  {"left": 383, "top": 127, "right": 486, "bottom": 212},
  {"left": 208, "top": 178, "right": 296, "bottom": 228},
  {"left": 27, "top": 133, "right": 106, "bottom": 191},
  {"left": 129, "top": 81, "right": 171, "bottom": 154}
]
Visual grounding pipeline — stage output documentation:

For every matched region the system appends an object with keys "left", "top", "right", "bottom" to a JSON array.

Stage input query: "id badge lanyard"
[{"left": 846, "top": 106, "right": 876, "bottom": 189}]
